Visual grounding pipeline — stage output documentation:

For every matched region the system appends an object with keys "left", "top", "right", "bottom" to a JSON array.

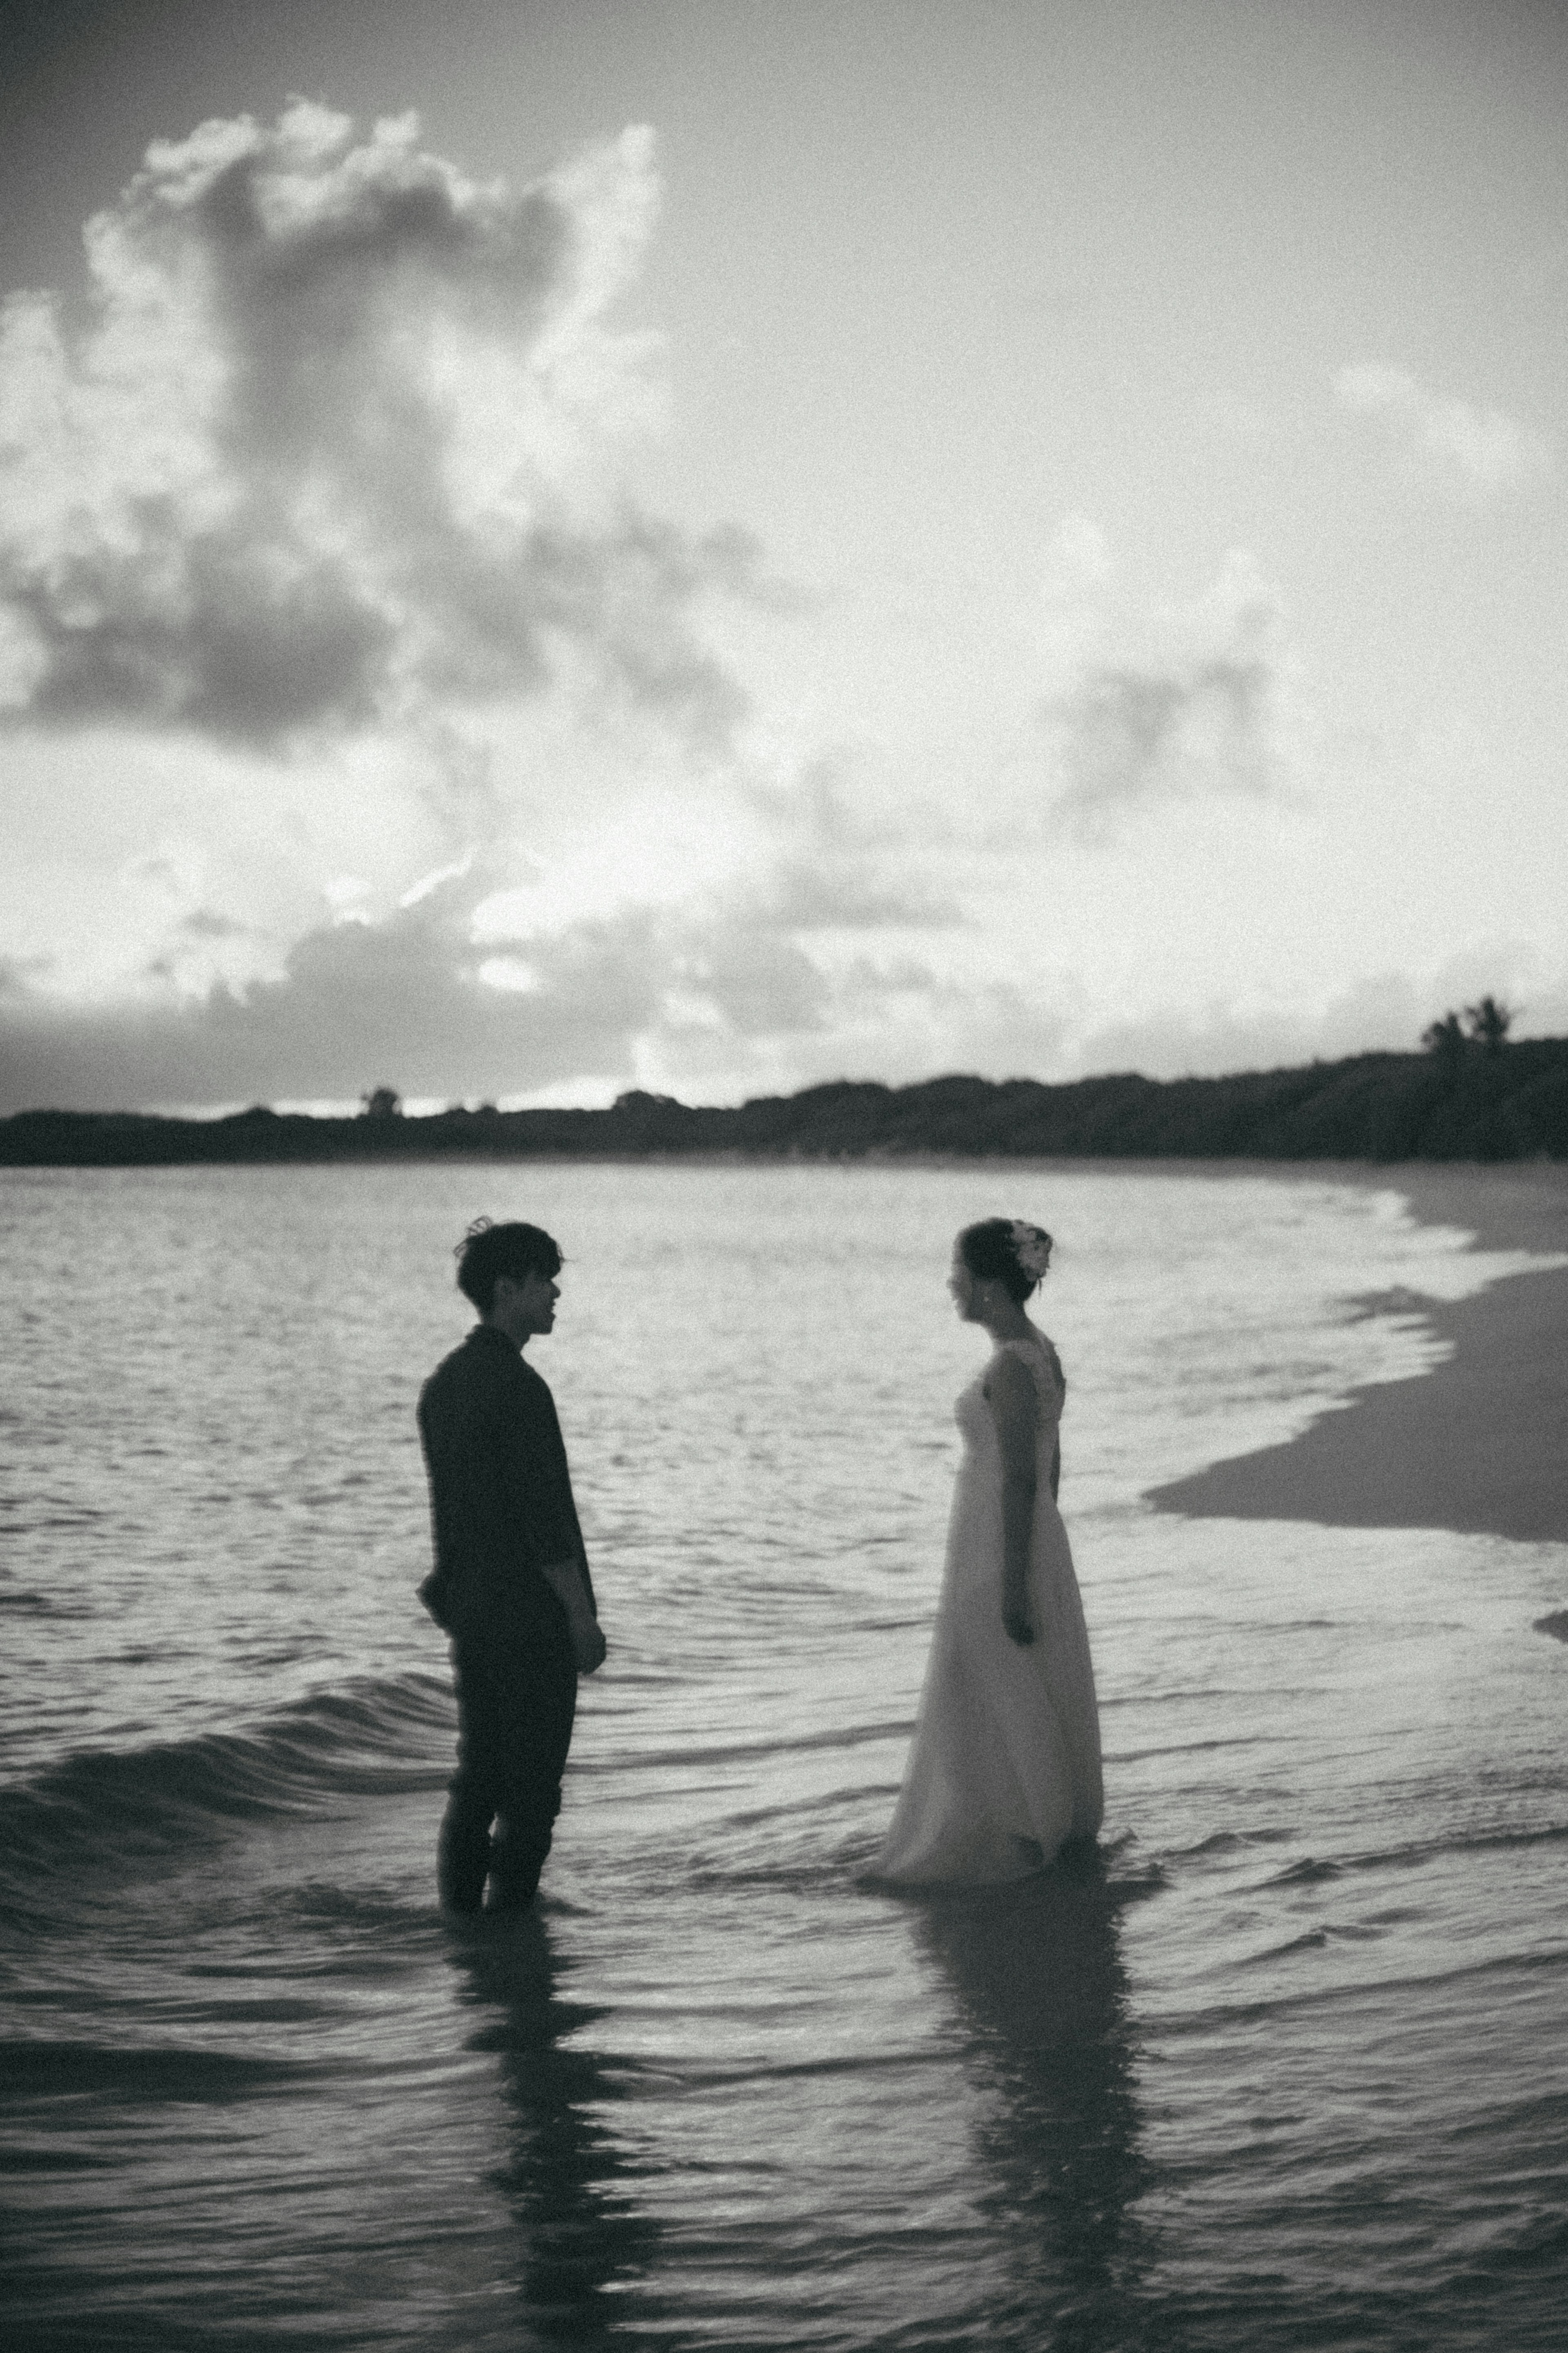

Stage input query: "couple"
[{"left": 416, "top": 1213, "right": 1102, "bottom": 1915}]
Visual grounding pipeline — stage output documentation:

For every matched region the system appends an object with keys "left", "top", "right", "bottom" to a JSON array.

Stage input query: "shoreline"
[
  {"left": 11, "top": 1142, "right": 1564, "bottom": 1541},
  {"left": 1146, "top": 1162, "right": 1568, "bottom": 1546}
]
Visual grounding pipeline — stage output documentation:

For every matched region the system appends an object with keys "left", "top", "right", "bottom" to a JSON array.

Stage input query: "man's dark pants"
[{"left": 439, "top": 1628, "right": 577, "bottom": 1913}]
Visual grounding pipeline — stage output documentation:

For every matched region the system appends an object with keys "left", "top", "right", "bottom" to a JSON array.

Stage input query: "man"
[{"left": 416, "top": 1217, "right": 606, "bottom": 1915}]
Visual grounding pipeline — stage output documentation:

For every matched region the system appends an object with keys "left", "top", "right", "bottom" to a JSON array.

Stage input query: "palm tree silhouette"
[
  {"left": 1462, "top": 997, "right": 1514, "bottom": 1057},
  {"left": 1421, "top": 1011, "right": 1467, "bottom": 1073}
]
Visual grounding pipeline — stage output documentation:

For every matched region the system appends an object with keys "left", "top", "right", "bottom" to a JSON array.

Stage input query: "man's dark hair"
[{"left": 454, "top": 1218, "right": 563, "bottom": 1314}]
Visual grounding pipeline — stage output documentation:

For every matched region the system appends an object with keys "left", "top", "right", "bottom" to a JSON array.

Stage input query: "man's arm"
[
  {"left": 497, "top": 1363, "right": 606, "bottom": 1664},
  {"left": 538, "top": 1557, "right": 606, "bottom": 1674},
  {"left": 414, "top": 1378, "right": 459, "bottom": 1628}
]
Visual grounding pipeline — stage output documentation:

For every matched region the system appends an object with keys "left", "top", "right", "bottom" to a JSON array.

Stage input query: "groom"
[{"left": 416, "top": 1217, "right": 606, "bottom": 1914}]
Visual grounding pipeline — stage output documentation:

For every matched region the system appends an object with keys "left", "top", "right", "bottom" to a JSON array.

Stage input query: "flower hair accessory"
[{"left": 1009, "top": 1220, "right": 1053, "bottom": 1279}]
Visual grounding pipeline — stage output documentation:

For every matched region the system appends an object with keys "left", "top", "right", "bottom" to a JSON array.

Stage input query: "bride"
[{"left": 876, "top": 1218, "right": 1103, "bottom": 1883}]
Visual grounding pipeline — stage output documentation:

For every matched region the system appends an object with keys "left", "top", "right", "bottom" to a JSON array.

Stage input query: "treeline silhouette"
[{"left": 5, "top": 1035, "right": 1566, "bottom": 1166}]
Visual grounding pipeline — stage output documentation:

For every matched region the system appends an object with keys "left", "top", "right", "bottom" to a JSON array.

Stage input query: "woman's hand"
[{"left": 1002, "top": 1590, "right": 1035, "bottom": 1646}]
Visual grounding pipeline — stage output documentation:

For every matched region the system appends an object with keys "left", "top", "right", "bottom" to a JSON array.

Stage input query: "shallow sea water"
[{"left": 2, "top": 1161, "right": 1566, "bottom": 2351}]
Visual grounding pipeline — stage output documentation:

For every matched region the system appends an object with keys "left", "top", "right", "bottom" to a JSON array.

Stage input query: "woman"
[{"left": 876, "top": 1218, "right": 1103, "bottom": 1883}]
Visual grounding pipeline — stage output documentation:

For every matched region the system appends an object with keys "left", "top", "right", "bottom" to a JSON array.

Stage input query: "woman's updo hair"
[{"left": 958, "top": 1217, "right": 1054, "bottom": 1303}]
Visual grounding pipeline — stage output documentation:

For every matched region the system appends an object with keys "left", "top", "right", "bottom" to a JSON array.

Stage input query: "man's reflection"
[
  {"left": 450, "top": 1917, "right": 666, "bottom": 2352},
  {"left": 918, "top": 1850, "right": 1147, "bottom": 2346}
]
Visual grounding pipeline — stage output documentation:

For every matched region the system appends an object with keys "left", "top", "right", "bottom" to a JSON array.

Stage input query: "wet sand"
[{"left": 1148, "top": 1162, "right": 1568, "bottom": 1546}]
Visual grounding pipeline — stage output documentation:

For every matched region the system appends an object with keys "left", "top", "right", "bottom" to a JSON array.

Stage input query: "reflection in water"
[
  {"left": 450, "top": 1918, "right": 665, "bottom": 2353},
  {"left": 919, "top": 1852, "right": 1147, "bottom": 2349}
]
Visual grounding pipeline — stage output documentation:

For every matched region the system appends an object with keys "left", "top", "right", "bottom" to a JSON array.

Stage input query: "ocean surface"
[{"left": 2, "top": 1160, "right": 1566, "bottom": 2353}]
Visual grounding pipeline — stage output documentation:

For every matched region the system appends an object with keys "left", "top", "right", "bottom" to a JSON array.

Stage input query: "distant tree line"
[{"left": 5, "top": 1023, "right": 1566, "bottom": 1166}]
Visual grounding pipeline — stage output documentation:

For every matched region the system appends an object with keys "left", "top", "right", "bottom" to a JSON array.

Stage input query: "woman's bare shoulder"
[
  {"left": 994, "top": 1331, "right": 1066, "bottom": 1398},
  {"left": 984, "top": 1345, "right": 1040, "bottom": 1402}
]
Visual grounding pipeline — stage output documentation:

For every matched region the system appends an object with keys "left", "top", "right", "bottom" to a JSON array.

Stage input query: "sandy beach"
[{"left": 1149, "top": 1161, "right": 1568, "bottom": 1547}]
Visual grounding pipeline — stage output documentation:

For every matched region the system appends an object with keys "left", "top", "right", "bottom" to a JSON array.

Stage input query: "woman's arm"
[{"left": 986, "top": 1352, "right": 1039, "bottom": 1646}]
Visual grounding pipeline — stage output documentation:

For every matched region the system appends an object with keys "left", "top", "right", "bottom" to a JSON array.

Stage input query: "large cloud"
[{"left": 0, "top": 101, "right": 750, "bottom": 745}]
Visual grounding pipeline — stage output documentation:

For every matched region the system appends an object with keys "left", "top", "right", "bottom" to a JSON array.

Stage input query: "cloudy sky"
[{"left": 2, "top": 0, "right": 1564, "bottom": 1113}]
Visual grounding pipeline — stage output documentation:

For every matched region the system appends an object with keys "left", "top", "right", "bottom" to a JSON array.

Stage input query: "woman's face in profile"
[{"left": 948, "top": 1245, "right": 976, "bottom": 1321}]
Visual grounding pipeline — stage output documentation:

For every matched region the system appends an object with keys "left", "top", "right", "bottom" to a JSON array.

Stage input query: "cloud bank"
[
  {"left": 0, "top": 101, "right": 748, "bottom": 745},
  {"left": 0, "top": 850, "right": 974, "bottom": 1114}
]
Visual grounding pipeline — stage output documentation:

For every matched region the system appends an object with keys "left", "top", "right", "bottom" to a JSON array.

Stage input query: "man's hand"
[
  {"left": 416, "top": 1567, "right": 454, "bottom": 1631},
  {"left": 540, "top": 1559, "right": 607, "bottom": 1675},
  {"left": 573, "top": 1617, "right": 608, "bottom": 1675}
]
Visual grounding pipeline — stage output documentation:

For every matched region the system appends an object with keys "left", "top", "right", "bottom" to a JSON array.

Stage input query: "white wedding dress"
[{"left": 877, "top": 1330, "right": 1103, "bottom": 1883}]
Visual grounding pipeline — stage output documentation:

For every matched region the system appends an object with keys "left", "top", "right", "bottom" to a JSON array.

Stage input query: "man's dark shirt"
[{"left": 416, "top": 1324, "right": 593, "bottom": 1643}]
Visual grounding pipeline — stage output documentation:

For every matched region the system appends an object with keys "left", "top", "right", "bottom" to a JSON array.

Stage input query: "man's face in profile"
[{"left": 491, "top": 1267, "right": 559, "bottom": 1343}]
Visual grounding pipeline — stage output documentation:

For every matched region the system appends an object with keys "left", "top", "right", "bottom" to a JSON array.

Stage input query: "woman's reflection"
[
  {"left": 450, "top": 1916, "right": 667, "bottom": 2352},
  {"left": 918, "top": 1849, "right": 1147, "bottom": 2346}
]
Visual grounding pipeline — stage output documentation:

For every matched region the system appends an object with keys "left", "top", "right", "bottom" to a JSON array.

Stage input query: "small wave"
[
  {"left": 1263, "top": 1856, "right": 1343, "bottom": 1887},
  {"left": 253, "top": 1882, "right": 443, "bottom": 1940},
  {"left": 1175, "top": 1827, "right": 1297, "bottom": 1858},
  {"left": 1335, "top": 1820, "right": 1568, "bottom": 1878},
  {"left": 703, "top": 1781, "right": 904, "bottom": 1836},
  {"left": 692, "top": 1848, "right": 886, "bottom": 1899},
  {"left": 0, "top": 1674, "right": 452, "bottom": 1915},
  {"left": 1111, "top": 1733, "right": 1283, "bottom": 1765},
  {"left": 1154, "top": 1939, "right": 1568, "bottom": 2036},
  {"left": 0, "top": 1588, "right": 95, "bottom": 1619},
  {"left": 1243, "top": 1928, "right": 1330, "bottom": 1963},
  {"left": 573, "top": 1718, "right": 911, "bottom": 1775},
  {"left": 0, "top": 2036, "right": 346, "bottom": 2102},
  {"left": 1107, "top": 1860, "right": 1169, "bottom": 1902},
  {"left": 664, "top": 2047, "right": 949, "bottom": 2094},
  {"left": 1240, "top": 1921, "right": 1386, "bottom": 1967}
]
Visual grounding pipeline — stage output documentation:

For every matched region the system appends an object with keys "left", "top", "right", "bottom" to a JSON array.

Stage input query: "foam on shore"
[{"left": 1147, "top": 1162, "right": 1568, "bottom": 1546}]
